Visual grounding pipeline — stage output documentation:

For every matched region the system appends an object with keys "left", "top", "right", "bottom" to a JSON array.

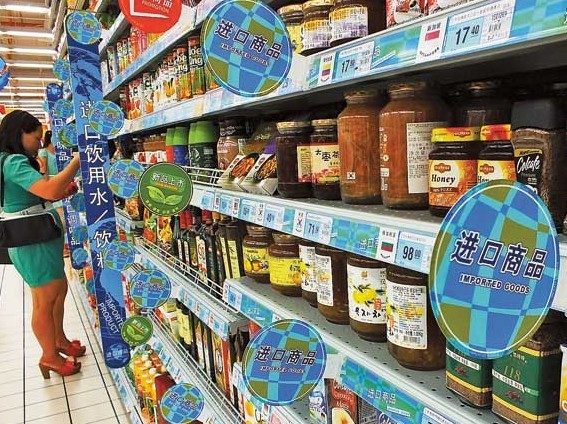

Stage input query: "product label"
[
  {"left": 268, "top": 257, "right": 302, "bottom": 286},
  {"left": 311, "top": 143, "right": 340, "bottom": 184},
  {"left": 406, "top": 122, "right": 447, "bottom": 194},
  {"left": 386, "top": 280, "right": 427, "bottom": 350},
  {"left": 330, "top": 5, "right": 368, "bottom": 41},
  {"left": 219, "top": 236, "right": 231, "bottom": 278},
  {"left": 297, "top": 145, "right": 313, "bottom": 183},
  {"left": 446, "top": 344, "right": 492, "bottom": 394},
  {"left": 513, "top": 148, "right": 543, "bottom": 195},
  {"left": 189, "top": 145, "right": 217, "bottom": 169},
  {"left": 189, "top": 236, "right": 198, "bottom": 268},
  {"left": 315, "top": 254, "right": 334, "bottom": 307},
  {"left": 227, "top": 240, "right": 242, "bottom": 278},
  {"left": 299, "top": 244, "right": 317, "bottom": 293},
  {"left": 303, "top": 18, "right": 331, "bottom": 51},
  {"left": 288, "top": 22, "right": 303, "bottom": 53},
  {"left": 196, "top": 236, "right": 207, "bottom": 282},
  {"left": 429, "top": 159, "right": 477, "bottom": 207},
  {"left": 477, "top": 159, "right": 516, "bottom": 183},
  {"left": 176, "top": 238, "right": 184, "bottom": 262},
  {"left": 243, "top": 246, "right": 269, "bottom": 275},
  {"left": 348, "top": 265, "right": 387, "bottom": 324}
]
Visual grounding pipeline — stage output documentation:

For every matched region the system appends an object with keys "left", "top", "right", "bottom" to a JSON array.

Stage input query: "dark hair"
[
  {"left": 43, "top": 130, "right": 52, "bottom": 147},
  {"left": 0, "top": 110, "right": 42, "bottom": 170}
]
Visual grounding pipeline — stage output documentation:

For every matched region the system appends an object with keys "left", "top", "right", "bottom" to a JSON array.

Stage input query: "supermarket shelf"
[
  {"left": 99, "top": 13, "right": 128, "bottom": 57},
  {"left": 224, "top": 277, "right": 502, "bottom": 424},
  {"left": 148, "top": 311, "right": 242, "bottom": 424},
  {"left": 136, "top": 238, "right": 248, "bottom": 340},
  {"left": 115, "top": 208, "right": 144, "bottom": 233}
]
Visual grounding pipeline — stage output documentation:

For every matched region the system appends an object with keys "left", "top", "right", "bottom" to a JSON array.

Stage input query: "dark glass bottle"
[
  {"left": 172, "top": 215, "right": 182, "bottom": 261},
  {"left": 204, "top": 210, "right": 222, "bottom": 298},
  {"left": 187, "top": 209, "right": 201, "bottom": 272},
  {"left": 180, "top": 210, "right": 192, "bottom": 269}
]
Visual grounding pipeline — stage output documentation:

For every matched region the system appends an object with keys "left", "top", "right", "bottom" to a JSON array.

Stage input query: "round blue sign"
[
  {"left": 88, "top": 100, "right": 125, "bottom": 136},
  {"left": 107, "top": 160, "right": 145, "bottom": 199},
  {"left": 53, "top": 59, "right": 70, "bottom": 81},
  {"left": 59, "top": 123, "right": 77, "bottom": 148},
  {"left": 70, "top": 193, "right": 86, "bottom": 213},
  {"left": 53, "top": 99, "right": 73, "bottom": 119},
  {"left": 72, "top": 226, "right": 89, "bottom": 244},
  {"left": 430, "top": 180, "right": 560, "bottom": 360},
  {"left": 160, "top": 383, "right": 204, "bottom": 423},
  {"left": 103, "top": 241, "right": 136, "bottom": 271},
  {"left": 66, "top": 11, "right": 102, "bottom": 45},
  {"left": 243, "top": 319, "right": 326, "bottom": 405},
  {"left": 130, "top": 269, "right": 172, "bottom": 309},
  {"left": 72, "top": 247, "right": 89, "bottom": 267},
  {"left": 201, "top": 0, "right": 292, "bottom": 97},
  {"left": 0, "top": 56, "right": 9, "bottom": 91}
]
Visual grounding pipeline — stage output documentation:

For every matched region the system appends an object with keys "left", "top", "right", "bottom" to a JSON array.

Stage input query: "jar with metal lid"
[
  {"left": 299, "top": 239, "right": 318, "bottom": 306},
  {"left": 278, "top": 4, "right": 304, "bottom": 54},
  {"left": 338, "top": 89, "right": 383, "bottom": 204},
  {"left": 428, "top": 126, "right": 480, "bottom": 217},
  {"left": 347, "top": 254, "right": 387, "bottom": 342},
  {"left": 311, "top": 119, "right": 341, "bottom": 200},
  {"left": 330, "top": 0, "right": 385, "bottom": 47},
  {"left": 316, "top": 245, "right": 349, "bottom": 325},
  {"left": 243, "top": 225, "right": 272, "bottom": 284},
  {"left": 217, "top": 119, "right": 247, "bottom": 170},
  {"left": 386, "top": 265, "right": 445, "bottom": 370},
  {"left": 268, "top": 234, "right": 302, "bottom": 296},
  {"left": 379, "top": 81, "right": 450, "bottom": 209},
  {"left": 302, "top": 0, "right": 333, "bottom": 56},
  {"left": 276, "top": 121, "right": 313, "bottom": 198},
  {"left": 478, "top": 124, "right": 516, "bottom": 184},
  {"left": 455, "top": 81, "right": 511, "bottom": 127}
]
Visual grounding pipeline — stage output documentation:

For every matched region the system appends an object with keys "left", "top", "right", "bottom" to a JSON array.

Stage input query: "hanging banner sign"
[
  {"left": 138, "top": 163, "right": 192, "bottom": 216},
  {"left": 118, "top": 0, "right": 181, "bottom": 34},
  {"left": 66, "top": 11, "right": 130, "bottom": 368},
  {"left": 45, "top": 83, "right": 88, "bottom": 270},
  {"left": 429, "top": 180, "right": 559, "bottom": 360},
  {"left": 242, "top": 319, "right": 327, "bottom": 405},
  {"left": 201, "top": 0, "right": 293, "bottom": 97}
]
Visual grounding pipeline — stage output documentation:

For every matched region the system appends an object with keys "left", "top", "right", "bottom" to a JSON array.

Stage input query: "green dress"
[
  {"left": 3, "top": 154, "right": 65, "bottom": 288},
  {"left": 38, "top": 148, "right": 62, "bottom": 208}
]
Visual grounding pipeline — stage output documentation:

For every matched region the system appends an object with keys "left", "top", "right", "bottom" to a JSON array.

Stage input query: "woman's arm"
[
  {"left": 28, "top": 156, "right": 81, "bottom": 201},
  {"left": 37, "top": 149, "right": 47, "bottom": 175}
]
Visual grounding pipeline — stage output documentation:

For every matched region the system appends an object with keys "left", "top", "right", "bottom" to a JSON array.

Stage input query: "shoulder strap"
[{"left": 0, "top": 154, "right": 8, "bottom": 209}]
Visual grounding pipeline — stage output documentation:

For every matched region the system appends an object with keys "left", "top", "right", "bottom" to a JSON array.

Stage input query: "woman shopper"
[{"left": 0, "top": 110, "right": 85, "bottom": 378}]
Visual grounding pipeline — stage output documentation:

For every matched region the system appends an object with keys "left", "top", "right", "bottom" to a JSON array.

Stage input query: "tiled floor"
[{"left": 0, "top": 265, "right": 131, "bottom": 424}]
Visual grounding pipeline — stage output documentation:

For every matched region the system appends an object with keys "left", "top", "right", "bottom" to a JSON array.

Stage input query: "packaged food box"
[
  {"left": 240, "top": 152, "right": 278, "bottom": 195},
  {"left": 157, "top": 216, "right": 173, "bottom": 253},
  {"left": 218, "top": 154, "right": 259, "bottom": 192},
  {"left": 560, "top": 345, "right": 567, "bottom": 424},
  {"left": 142, "top": 209, "right": 157, "bottom": 244},
  {"left": 212, "top": 332, "right": 231, "bottom": 398},
  {"left": 358, "top": 397, "right": 380, "bottom": 423},
  {"left": 326, "top": 379, "right": 358, "bottom": 424}
]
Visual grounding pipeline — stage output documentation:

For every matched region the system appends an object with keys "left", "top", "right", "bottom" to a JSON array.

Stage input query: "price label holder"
[
  {"left": 421, "top": 408, "right": 456, "bottom": 424},
  {"left": 201, "top": 191, "right": 215, "bottom": 210},
  {"left": 263, "top": 204, "right": 285, "bottom": 230},
  {"left": 253, "top": 202, "right": 266, "bottom": 225},
  {"left": 239, "top": 199, "right": 256, "bottom": 222},
  {"left": 225, "top": 284, "right": 243, "bottom": 310},
  {"left": 292, "top": 209, "right": 306, "bottom": 237},
  {"left": 416, "top": 18, "right": 448, "bottom": 63},
  {"left": 231, "top": 197, "right": 241, "bottom": 217},
  {"left": 317, "top": 51, "right": 336, "bottom": 86},
  {"left": 444, "top": 0, "right": 516, "bottom": 54},
  {"left": 213, "top": 193, "right": 221, "bottom": 212},
  {"left": 333, "top": 40, "right": 374, "bottom": 82},
  {"left": 203, "top": 88, "right": 224, "bottom": 113},
  {"left": 304, "top": 213, "right": 333, "bottom": 245},
  {"left": 395, "top": 232, "right": 435, "bottom": 273},
  {"left": 376, "top": 227, "right": 399, "bottom": 263},
  {"left": 219, "top": 195, "right": 232, "bottom": 215}
]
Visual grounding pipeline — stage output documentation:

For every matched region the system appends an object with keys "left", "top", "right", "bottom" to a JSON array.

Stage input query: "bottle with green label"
[{"left": 189, "top": 121, "right": 218, "bottom": 170}]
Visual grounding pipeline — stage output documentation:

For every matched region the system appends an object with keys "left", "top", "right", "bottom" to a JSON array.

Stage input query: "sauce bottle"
[{"left": 316, "top": 245, "right": 349, "bottom": 324}]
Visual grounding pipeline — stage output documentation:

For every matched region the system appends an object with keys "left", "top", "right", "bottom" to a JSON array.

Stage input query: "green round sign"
[
  {"left": 138, "top": 163, "right": 193, "bottom": 216},
  {"left": 121, "top": 315, "right": 153, "bottom": 347}
]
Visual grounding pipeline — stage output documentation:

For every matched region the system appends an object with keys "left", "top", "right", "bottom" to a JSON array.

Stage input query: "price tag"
[
  {"left": 376, "top": 227, "right": 399, "bottom": 263},
  {"left": 219, "top": 195, "right": 232, "bottom": 215},
  {"left": 239, "top": 199, "right": 256, "bottom": 222},
  {"left": 334, "top": 40, "right": 374, "bottom": 82},
  {"left": 263, "top": 204, "right": 285, "bottom": 230},
  {"left": 226, "top": 285, "right": 243, "bottom": 310},
  {"left": 304, "top": 213, "right": 333, "bottom": 244},
  {"left": 231, "top": 197, "right": 241, "bottom": 217},
  {"left": 213, "top": 193, "right": 221, "bottom": 212},
  {"left": 444, "top": 0, "right": 515, "bottom": 54},
  {"left": 317, "top": 51, "right": 336, "bottom": 86},
  {"left": 416, "top": 18, "right": 448, "bottom": 63},
  {"left": 253, "top": 203, "right": 265, "bottom": 225},
  {"left": 201, "top": 191, "right": 214, "bottom": 210},
  {"left": 395, "top": 232, "right": 435, "bottom": 272},
  {"left": 292, "top": 210, "right": 306, "bottom": 237},
  {"left": 203, "top": 88, "right": 224, "bottom": 113}
]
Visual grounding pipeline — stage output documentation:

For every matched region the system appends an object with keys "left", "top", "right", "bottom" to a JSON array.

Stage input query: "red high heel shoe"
[
  {"left": 57, "top": 340, "right": 87, "bottom": 358},
  {"left": 39, "top": 357, "right": 81, "bottom": 379}
]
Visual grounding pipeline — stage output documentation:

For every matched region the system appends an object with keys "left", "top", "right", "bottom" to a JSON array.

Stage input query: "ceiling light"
[
  {"left": 0, "top": 5, "right": 50, "bottom": 13},
  {"left": 7, "top": 62, "right": 53, "bottom": 69},
  {"left": 10, "top": 77, "right": 57, "bottom": 82},
  {"left": 0, "top": 30, "right": 54, "bottom": 39},
  {"left": 3, "top": 86, "right": 47, "bottom": 90},
  {"left": 0, "top": 92, "right": 45, "bottom": 97},
  {"left": 0, "top": 47, "right": 56, "bottom": 55}
]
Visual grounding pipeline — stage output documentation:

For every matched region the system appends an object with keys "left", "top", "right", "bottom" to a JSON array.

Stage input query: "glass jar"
[
  {"left": 428, "top": 127, "right": 480, "bottom": 217},
  {"left": 379, "top": 82, "right": 450, "bottom": 209},
  {"left": 268, "top": 234, "right": 302, "bottom": 296},
  {"left": 276, "top": 121, "right": 313, "bottom": 198},
  {"left": 386, "top": 265, "right": 445, "bottom": 370},
  {"left": 225, "top": 219, "right": 246, "bottom": 279},
  {"left": 338, "top": 90, "right": 383, "bottom": 204},
  {"left": 330, "top": 0, "right": 385, "bottom": 47},
  {"left": 347, "top": 255, "right": 387, "bottom": 342},
  {"left": 243, "top": 225, "right": 272, "bottom": 284},
  {"left": 311, "top": 119, "right": 341, "bottom": 200},
  {"left": 316, "top": 245, "right": 349, "bottom": 325},
  {"left": 278, "top": 4, "right": 304, "bottom": 54},
  {"left": 455, "top": 81, "right": 511, "bottom": 127},
  {"left": 299, "top": 239, "right": 318, "bottom": 307},
  {"left": 217, "top": 119, "right": 246, "bottom": 170},
  {"left": 478, "top": 124, "right": 516, "bottom": 184},
  {"left": 302, "top": 0, "right": 333, "bottom": 56}
]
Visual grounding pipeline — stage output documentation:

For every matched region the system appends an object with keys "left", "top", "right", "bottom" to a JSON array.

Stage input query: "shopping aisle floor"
[{"left": 0, "top": 265, "right": 130, "bottom": 424}]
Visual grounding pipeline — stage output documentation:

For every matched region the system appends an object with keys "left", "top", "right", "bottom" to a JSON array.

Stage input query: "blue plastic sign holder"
[
  {"left": 45, "top": 83, "right": 88, "bottom": 270},
  {"left": 66, "top": 11, "right": 130, "bottom": 368},
  {"left": 429, "top": 180, "right": 559, "bottom": 360}
]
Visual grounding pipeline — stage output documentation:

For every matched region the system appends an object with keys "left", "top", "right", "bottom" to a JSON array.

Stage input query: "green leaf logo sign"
[{"left": 139, "top": 163, "right": 193, "bottom": 216}]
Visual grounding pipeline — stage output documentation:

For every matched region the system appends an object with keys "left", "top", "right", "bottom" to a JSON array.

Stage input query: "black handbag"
[{"left": 0, "top": 154, "right": 62, "bottom": 248}]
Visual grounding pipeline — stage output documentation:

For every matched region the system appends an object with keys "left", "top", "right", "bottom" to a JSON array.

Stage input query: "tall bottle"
[
  {"left": 204, "top": 211, "right": 222, "bottom": 298},
  {"left": 217, "top": 215, "right": 233, "bottom": 279},
  {"left": 195, "top": 209, "right": 209, "bottom": 287},
  {"left": 212, "top": 212, "right": 226, "bottom": 291},
  {"left": 172, "top": 214, "right": 183, "bottom": 263},
  {"left": 186, "top": 209, "right": 201, "bottom": 272}
]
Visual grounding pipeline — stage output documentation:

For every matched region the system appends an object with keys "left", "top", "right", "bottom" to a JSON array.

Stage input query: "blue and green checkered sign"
[
  {"left": 243, "top": 319, "right": 326, "bottom": 405},
  {"left": 430, "top": 180, "right": 559, "bottom": 360},
  {"left": 201, "top": 0, "right": 292, "bottom": 97},
  {"left": 130, "top": 269, "right": 171, "bottom": 309},
  {"left": 160, "top": 383, "right": 204, "bottom": 423}
]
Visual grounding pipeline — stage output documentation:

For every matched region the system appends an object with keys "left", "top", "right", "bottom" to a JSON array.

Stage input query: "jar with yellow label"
[
  {"left": 478, "top": 124, "right": 516, "bottom": 184},
  {"left": 302, "top": 0, "right": 333, "bottom": 56},
  {"left": 330, "top": 0, "right": 385, "bottom": 47},
  {"left": 428, "top": 127, "right": 481, "bottom": 217},
  {"left": 268, "top": 234, "right": 302, "bottom": 296},
  {"left": 278, "top": 4, "right": 304, "bottom": 54},
  {"left": 243, "top": 225, "right": 272, "bottom": 284},
  {"left": 316, "top": 245, "right": 349, "bottom": 325}
]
